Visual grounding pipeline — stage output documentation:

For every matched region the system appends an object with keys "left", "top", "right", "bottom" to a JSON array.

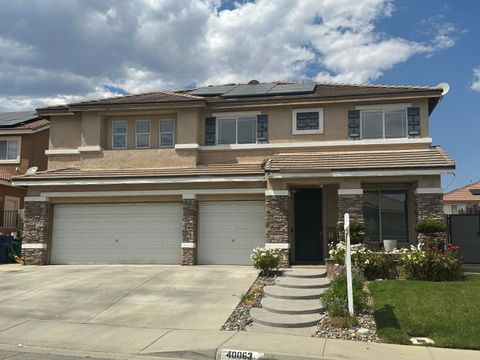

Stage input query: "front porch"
[{"left": 264, "top": 179, "right": 445, "bottom": 266}]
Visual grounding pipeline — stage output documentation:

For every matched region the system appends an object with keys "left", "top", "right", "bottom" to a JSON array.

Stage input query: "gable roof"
[
  {"left": 444, "top": 181, "right": 480, "bottom": 203},
  {"left": 36, "top": 81, "right": 445, "bottom": 114}
]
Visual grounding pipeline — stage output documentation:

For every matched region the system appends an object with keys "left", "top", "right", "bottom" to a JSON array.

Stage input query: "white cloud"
[
  {"left": 0, "top": 0, "right": 461, "bottom": 110},
  {"left": 471, "top": 67, "right": 480, "bottom": 92}
]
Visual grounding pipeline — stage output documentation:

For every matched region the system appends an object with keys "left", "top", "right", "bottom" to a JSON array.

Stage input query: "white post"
[{"left": 344, "top": 213, "right": 354, "bottom": 316}]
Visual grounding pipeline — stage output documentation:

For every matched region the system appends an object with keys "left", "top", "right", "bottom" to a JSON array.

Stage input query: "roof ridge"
[{"left": 314, "top": 81, "right": 441, "bottom": 90}]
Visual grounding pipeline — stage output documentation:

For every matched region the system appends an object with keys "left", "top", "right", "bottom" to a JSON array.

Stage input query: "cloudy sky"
[{"left": 0, "top": 0, "right": 478, "bottom": 188}]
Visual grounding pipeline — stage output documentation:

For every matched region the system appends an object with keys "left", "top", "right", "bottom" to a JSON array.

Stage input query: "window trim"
[
  {"left": 292, "top": 108, "right": 324, "bottom": 135},
  {"left": 135, "top": 119, "right": 151, "bottom": 149},
  {"left": 111, "top": 120, "right": 127, "bottom": 150},
  {"left": 215, "top": 115, "right": 257, "bottom": 145},
  {"left": 159, "top": 119, "right": 175, "bottom": 148},
  {"left": 0, "top": 136, "right": 21, "bottom": 163},
  {"left": 359, "top": 107, "right": 408, "bottom": 140}
]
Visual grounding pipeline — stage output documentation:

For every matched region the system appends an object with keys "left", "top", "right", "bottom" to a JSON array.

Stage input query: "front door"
[{"left": 293, "top": 188, "right": 323, "bottom": 263}]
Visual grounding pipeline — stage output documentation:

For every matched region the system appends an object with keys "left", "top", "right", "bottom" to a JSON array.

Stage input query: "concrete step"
[
  {"left": 250, "top": 308, "right": 324, "bottom": 328},
  {"left": 246, "top": 323, "right": 317, "bottom": 337},
  {"left": 283, "top": 268, "right": 327, "bottom": 279},
  {"left": 264, "top": 285, "right": 326, "bottom": 300},
  {"left": 261, "top": 297, "right": 324, "bottom": 315},
  {"left": 276, "top": 276, "right": 330, "bottom": 289}
]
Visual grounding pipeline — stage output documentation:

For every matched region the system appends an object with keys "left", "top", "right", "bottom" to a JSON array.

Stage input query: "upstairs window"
[
  {"left": 135, "top": 120, "right": 151, "bottom": 148},
  {"left": 159, "top": 119, "right": 175, "bottom": 147},
  {"left": 292, "top": 108, "right": 323, "bottom": 134},
  {"left": 360, "top": 107, "right": 407, "bottom": 139},
  {"left": 217, "top": 115, "right": 256, "bottom": 144},
  {"left": 112, "top": 121, "right": 127, "bottom": 149},
  {"left": 0, "top": 139, "right": 19, "bottom": 161}
]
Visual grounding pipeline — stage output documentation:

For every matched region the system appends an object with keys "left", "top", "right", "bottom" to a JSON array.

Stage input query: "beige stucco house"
[{"left": 13, "top": 81, "right": 454, "bottom": 266}]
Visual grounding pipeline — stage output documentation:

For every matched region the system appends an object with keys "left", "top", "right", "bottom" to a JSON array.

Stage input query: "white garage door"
[
  {"left": 51, "top": 203, "right": 182, "bottom": 264},
  {"left": 198, "top": 201, "right": 265, "bottom": 265}
]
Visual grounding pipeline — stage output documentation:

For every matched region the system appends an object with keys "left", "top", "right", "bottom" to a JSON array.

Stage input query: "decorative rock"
[{"left": 358, "top": 328, "right": 370, "bottom": 335}]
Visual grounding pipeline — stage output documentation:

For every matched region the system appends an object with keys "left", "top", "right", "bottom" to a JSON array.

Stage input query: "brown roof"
[
  {"left": 264, "top": 146, "right": 454, "bottom": 172},
  {"left": 444, "top": 181, "right": 480, "bottom": 203},
  {"left": 37, "top": 81, "right": 443, "bottom": 112},
  {"left": 1, "top": 118, "right": 50, "bottom": 131},
  {"left": 0, "top": 173, "right": 13, "bottom": 181},
  {"left": 14, "top": 163, "right": 264, "bottom": 181}
]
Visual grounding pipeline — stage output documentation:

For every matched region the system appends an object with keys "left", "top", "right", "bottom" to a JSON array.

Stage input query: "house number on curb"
[{"left": 217, "top": 349, "right": 264, "bottom": 360}]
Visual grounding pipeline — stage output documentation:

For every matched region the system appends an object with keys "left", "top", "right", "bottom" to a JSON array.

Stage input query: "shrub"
[
  {"left": 250, "top": 247, "right": 281, "bottom": 276},
  {"left": 321, "top": 265, "right": 369, "bottom": 317},
  {"left": 458, "top": 203, "right": 480, "bottom": 215},
  {"left": 415, "top": 219, "right": 447, "bottom": 248},
  {"left": 329, "top": 242, "right": 394, "bottom": 280},
  {"left": 337, "top": 220, "right": 365, "bottom": 244},
  {"left": 400, "top": 243, "right": 463, "bottom": 281}
]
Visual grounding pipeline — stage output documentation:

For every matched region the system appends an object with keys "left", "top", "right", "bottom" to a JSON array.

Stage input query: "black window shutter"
[
  {"left": 205, "top": 117, "right": 216, "bottom": 145},
  {"left": 256, "top": 114, "right": 268, "bottom": 143},
  {"left": 407, "top": 107, "right": 420, "bottom": 138},
  {"left": 348, "top": 110, "right": 360, "bottom": 139}
]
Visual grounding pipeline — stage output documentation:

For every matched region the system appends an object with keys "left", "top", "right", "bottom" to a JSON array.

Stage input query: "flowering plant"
[
  {"left": 250, "top": 247, "right": 281, "bottom": 276},
  {"left": 329, "top": 241, "right": 393, "bottom": 280},
  {"left": 399, "top": 242, "right": 463, "bottom": 281}
]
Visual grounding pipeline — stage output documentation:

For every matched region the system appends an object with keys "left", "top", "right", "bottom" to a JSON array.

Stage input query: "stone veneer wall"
[
  {"left": 337, "top": 194, "right": 364, "bottom": 225},
  {"left": 415, "top": 192, "right": 446, "bottom": 242},
  {"left": 22, "top": 201, "right": 50, "bottom": 265},
  {"left": 181, "top": 198, "right": 197, "bottom": 265},
  {"left": 265, "top": 195, "right": 290, "bottom": 267}
]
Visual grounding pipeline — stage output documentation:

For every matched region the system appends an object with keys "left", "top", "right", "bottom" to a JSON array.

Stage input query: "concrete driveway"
[{"left": 0, "top": 265, "right": 257, "bottom": 330}]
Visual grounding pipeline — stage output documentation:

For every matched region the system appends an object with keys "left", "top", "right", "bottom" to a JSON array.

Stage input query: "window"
[
  {"left": 450, "top": 204, "right": 458, "bottom": 214},
  {"left": 135, "top": 120, "right": 150, "bottom": 148},
  {"left": 0, "top": 139, "right": 19, "bottom": 161},
  {"left": 112, "top": 121, "right": 127, "bottom": 149},
  {"left": 363, "top": 190, "right": 408, "bottom": 243},
  {"left": 361, "top": 108, "right": 407, "bottom": 139},
  {"left": 159, "top": 119, "right": 175, "bottom": 147},
  {"left": 217, "top": 116, "right": 256, "bottom": 144},
  {"left": 292, "top": 108, "right": 323, "bottom": 134}
]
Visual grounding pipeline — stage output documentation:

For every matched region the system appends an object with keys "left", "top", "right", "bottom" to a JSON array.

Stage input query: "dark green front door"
[{"left": 294, "top": 188, "right": 323, "bottom": 263}]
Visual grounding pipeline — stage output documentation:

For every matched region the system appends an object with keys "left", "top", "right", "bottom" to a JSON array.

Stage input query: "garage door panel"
[
  {"left": 51, "top": 203, "right": 182, "bottom": 264},
  {"left": 198, "top": 201, "right": 265, "bottom": 265}
]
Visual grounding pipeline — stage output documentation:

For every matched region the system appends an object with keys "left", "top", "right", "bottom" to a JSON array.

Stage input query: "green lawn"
[{"left": 368, "top": 276, "right": 480, "bottom": 350}]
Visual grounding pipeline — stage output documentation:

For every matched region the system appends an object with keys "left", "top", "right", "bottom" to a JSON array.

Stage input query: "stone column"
[
  {"left": 415, "top": 188, "right": 446, "bottom": 242},
  {"left": 337, "top": 189, "right": 364, "bottom": 225},
  {"left": 265, "top": 190, "right": 290, "bottom": 267},
  {"left": 181, "top": 195, "right": 197, "bottom": 265},
  {"left": 22, "top": 198, "right": 50, "bottom": 265}
]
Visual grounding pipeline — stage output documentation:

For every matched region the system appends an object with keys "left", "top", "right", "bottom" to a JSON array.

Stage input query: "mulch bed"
[{"left": 221, "top": 273, "right": 277, "bottom": 331}]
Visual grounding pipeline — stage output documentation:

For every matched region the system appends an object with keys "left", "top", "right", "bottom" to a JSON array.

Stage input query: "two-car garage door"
[
  {"left": 51, "top": 201, "right": 265, "bottom": 265},
  {"left": 51, "top": 203, "right": 183, "bottom": 264}
]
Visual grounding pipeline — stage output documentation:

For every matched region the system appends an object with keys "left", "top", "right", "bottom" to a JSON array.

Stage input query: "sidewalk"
[{"left": 0, "top": 318, "right": 477, "bottom": 360}]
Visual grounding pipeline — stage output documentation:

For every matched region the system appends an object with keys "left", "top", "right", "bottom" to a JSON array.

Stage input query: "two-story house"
[
  {"left": 13, "top": 81, "right": 454, "bottom": 266},
  {"left": 0, "top": 111, "right": 49, "bottom": 234}
]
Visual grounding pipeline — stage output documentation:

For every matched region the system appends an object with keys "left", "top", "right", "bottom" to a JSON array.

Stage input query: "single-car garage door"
[
  {"left": 51, "top": 203, "right": 182, "bottom": 264},
  {"left": 198, "top": 201, "right": 265, "bottom": 265}
]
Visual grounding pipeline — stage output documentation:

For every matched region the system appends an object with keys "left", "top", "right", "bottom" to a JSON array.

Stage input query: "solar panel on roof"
[
  {"left": 221, "top": 83, "right": 276, "bottom": 97},
  {"left": 470, "top": 189, "right": 480, "bottom": 195},
  {"left": 189, "top": 85, "right": 237, "bottom": 96},
  {"left": 267, "top": 83, "right": 316, "bottom": 95},
  {"left": 0, "top": 111, "right": 39, "bottom": 127}
]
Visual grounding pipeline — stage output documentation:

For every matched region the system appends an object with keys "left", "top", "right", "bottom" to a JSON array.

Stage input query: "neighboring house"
[
  {"left": 0, "top": 111, "right": 49, "bottom": 234},
  {"left": 444, "top": 181, "right": 480, "bottom": 214},
  {"left": 13, "top": 81, "right": 455, "bottom": 266}
]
